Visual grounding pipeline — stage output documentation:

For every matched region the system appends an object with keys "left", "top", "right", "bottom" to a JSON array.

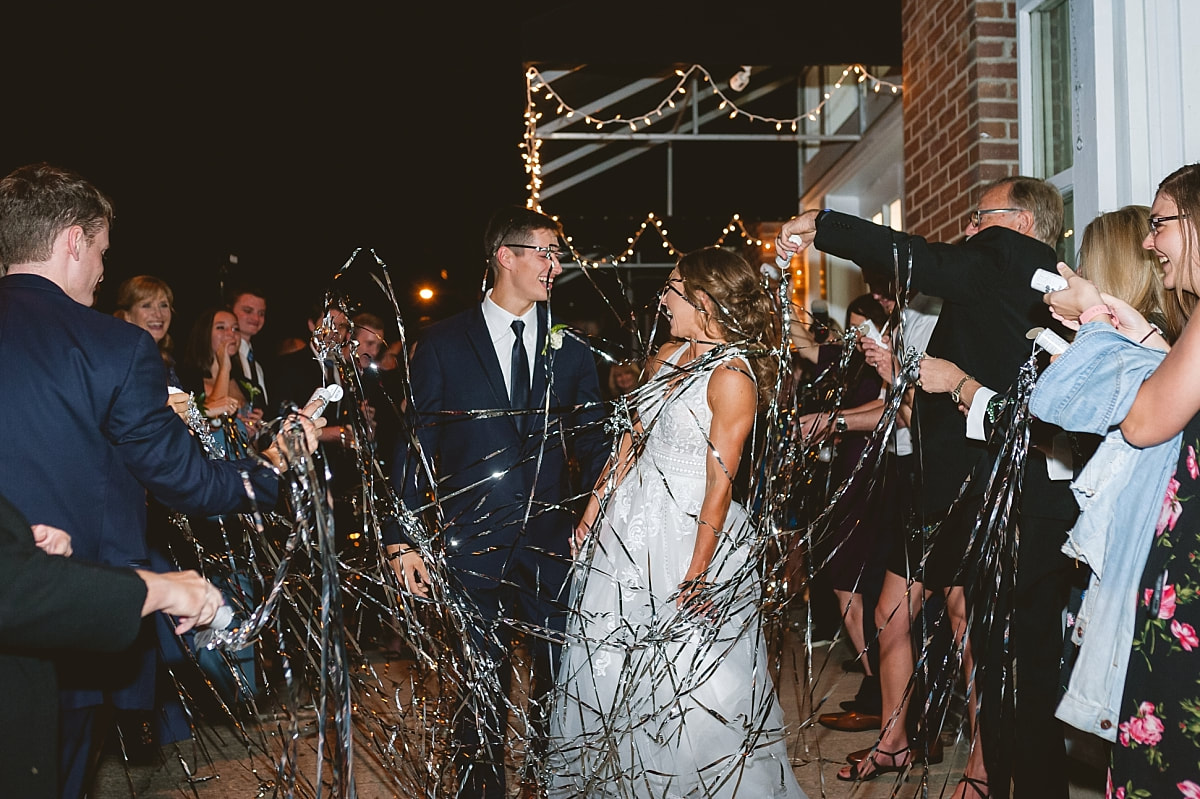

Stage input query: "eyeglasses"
[
  {"left": 968, "top": 208, "right": 1024, "bottom": 227},
  {"left": 503, "top": 243, "right": 572, "bottom": 263},
  {"left": 662, "top": 276, "right": 705, "bottom": 310},
  {"left": 1149, "top": 214, "right": 1189, "bottom": 234},
  {"left": 663, "top": 276, "right": 687, "bottom": 298}
]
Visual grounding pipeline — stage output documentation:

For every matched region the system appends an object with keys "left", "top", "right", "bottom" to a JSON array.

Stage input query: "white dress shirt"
[
  {"left": 481, "top": 290, "right": 537, "bottom": 398},
  {"left": 238, "top": 336, "right": 268, "bottom": 405},
  {"left": 894, "top": 292, "right": 941, "bottom": 455}
]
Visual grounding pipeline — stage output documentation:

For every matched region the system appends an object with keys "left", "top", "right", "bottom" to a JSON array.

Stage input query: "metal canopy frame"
[
  {"left": 527, "top": 63, "right": 897, "bottom": 275},
  {"left": 529, "top": 64, "right": 877, "bottom": 213}
]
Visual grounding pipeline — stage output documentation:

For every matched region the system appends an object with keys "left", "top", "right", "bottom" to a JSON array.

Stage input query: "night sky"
[{"left": 3, "top": 3, "right": 899, "bottom": 356}]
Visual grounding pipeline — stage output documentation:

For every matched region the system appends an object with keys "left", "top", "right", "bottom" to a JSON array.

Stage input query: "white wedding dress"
[{"left": 547, "top": 347, "right": 805, "bottom": 799}]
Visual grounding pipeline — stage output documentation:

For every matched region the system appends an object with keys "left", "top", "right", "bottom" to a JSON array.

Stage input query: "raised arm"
[
  {"left": 1121, "top": 313, "right": 1200, "bottom": 446},
  {"left": 1040, "top": 263, "right": 1184, "bottom": 446}
]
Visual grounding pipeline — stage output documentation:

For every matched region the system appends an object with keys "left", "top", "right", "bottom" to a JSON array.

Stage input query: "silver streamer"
[{"left": 116, "top": 244, "right": 1050, "bottom": 799}]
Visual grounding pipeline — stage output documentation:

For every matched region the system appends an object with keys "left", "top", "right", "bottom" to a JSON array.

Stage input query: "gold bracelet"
[{"left": 950, "top": 375, "right": 973, "bottom": 405}]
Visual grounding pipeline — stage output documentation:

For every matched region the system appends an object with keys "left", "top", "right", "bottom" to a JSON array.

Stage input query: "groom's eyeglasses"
[{"left": 503, "top": 243, "right": 572, "bottom": 263}]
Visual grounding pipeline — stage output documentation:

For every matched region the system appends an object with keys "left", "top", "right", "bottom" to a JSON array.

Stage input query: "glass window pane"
[
  {"left": 1057, "top": 190, "right": 1075, "bottom": 268},
  {"left": 1032, "top": 0, "right": 1073, "bottom": 177}
]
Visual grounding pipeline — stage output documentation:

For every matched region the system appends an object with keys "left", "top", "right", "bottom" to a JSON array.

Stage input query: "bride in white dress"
[{"left": 547, "top": 247, "right": 805, "bottom": 798}]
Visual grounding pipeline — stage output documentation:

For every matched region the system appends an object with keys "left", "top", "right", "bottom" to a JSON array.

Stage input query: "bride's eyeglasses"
[{"left": 661, "top": 277, "right": 706, "bottom": 312}]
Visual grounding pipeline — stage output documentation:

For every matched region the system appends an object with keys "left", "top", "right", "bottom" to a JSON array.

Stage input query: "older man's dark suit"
[
  {"left": 392, "top": 302, "right": 606, "bottom": 797},
  {"left": 0, "top": 492, "right": 146, "bottom": 799},
  {"left": 814, "top": 213, "right": 1078, "bottom": 799},
  {"left": 0, "top": 273, "right": 279, "bottom": 798}
]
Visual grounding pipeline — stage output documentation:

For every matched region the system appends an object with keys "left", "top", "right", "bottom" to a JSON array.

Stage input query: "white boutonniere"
[{"left": 543, "top": 323, "right": 568, "bottom": 355}]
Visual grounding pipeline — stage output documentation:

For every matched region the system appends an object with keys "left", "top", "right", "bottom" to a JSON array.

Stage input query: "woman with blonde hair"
[
  {"left": 1076, "top": 204, "right": 1185, "bottom": 342},
  {"left": 113, "top": 276, "right": 192, "bottom": 423},
  {"left": 114, "top": 276, "right": 175, "bottom": 356},
  {"left": 605, "top": 360, "right": 641, "bottom": 399}
]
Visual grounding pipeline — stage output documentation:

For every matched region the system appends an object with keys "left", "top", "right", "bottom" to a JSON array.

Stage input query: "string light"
[
  {"left": 521, "top": 63, "right": 903, "bottom": 210},
  {"left": 527, "top": 62, "right": 899, "bottom": 136},
  {"left": 559, "top": 211, "right": 779, "bottom": 270}
]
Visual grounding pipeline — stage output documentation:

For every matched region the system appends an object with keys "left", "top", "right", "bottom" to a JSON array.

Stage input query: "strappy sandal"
[
  {"left": 956, "top": 776, "right": 990, "bottom": 799},
  {"left": 835, "top": 745, "right": 912, "bottom": 782}
]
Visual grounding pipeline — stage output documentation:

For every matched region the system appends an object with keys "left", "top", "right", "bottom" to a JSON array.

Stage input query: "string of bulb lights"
[
  {"left": 520, "top": 63, "right": 902, "bottom": 270},
  {"left": 554, "top": 211, "right": 775, "bottom": 270}
]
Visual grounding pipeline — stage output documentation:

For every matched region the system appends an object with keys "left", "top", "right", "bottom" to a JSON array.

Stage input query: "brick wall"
[{"left": 901, "top": 0, "right": 1019, "bottom": 242}]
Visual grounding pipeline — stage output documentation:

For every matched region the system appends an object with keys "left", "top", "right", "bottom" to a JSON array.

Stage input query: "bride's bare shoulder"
[{"left": 645, "top": 340, "right": 686, "bottom": 379}]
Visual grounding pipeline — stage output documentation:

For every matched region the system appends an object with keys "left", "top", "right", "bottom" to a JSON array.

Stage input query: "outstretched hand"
[
  {"left": 1043, "top": 262, "right": 1104, "bottom": 330},
  {"left": 260, "top": 407, "right": 325, "bottom": 471},
  {"left": 137, "top": 569, "right": 226, "bottom": 634},
  {"left": 775, "top": 209, "right": 823, "bottom": 260}
]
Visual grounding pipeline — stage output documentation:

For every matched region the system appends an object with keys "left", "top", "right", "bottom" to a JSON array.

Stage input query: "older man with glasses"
[{"left": 778, "top": 175, "right": 1078, "bottom": 799}]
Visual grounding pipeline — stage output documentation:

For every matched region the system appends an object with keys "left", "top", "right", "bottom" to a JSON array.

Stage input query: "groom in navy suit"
[{"left": 388, "top": 207, "right": 606, "bottom": 797}]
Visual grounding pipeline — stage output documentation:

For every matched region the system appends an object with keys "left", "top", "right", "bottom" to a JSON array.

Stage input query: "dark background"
[{"left": 2, "top": 2, "right": 899, "bottom": 358}]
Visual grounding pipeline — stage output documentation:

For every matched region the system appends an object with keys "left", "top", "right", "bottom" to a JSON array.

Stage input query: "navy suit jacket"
[
  {"left": 392, "top": 303, "right": 606, "bottom": 593},
  {"left": 0, "top": 273, "right": 279, "bottom": 706}
]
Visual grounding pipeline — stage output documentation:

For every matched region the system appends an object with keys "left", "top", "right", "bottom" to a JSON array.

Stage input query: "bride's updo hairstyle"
[{"left": 676, "top": 246, "right": 780, "bottom": 407}]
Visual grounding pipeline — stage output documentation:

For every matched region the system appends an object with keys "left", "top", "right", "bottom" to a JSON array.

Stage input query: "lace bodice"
[{"left": 643, "top": 347, "right": 750, "bottom": 480}]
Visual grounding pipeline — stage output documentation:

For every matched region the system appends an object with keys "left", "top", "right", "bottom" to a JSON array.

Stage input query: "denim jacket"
[{"left": 1027, "top": 321, "right": 1178, "bottom": 742}]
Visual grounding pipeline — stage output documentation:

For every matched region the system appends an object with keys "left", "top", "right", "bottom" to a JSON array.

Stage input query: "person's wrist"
[
  {"left": 950, "top": 374, "right": 974, "bottom": 405},
  {"left": 1139, "top": 323, "right": 1164, "bottom": 344},
  {"left": 958, "top": 379, "right": 979, "bottom": 408},
  {"left": 1079, "top": 304, "right": 1116, "bottom": 326}
]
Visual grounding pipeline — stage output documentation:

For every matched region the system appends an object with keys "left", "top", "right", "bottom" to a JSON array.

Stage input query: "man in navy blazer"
[
  {"left": 388, "top": 207, "right": 607, "bottom": 798},
  {"left": 0, "top": 163, "right": 320, "bottom": 799}
]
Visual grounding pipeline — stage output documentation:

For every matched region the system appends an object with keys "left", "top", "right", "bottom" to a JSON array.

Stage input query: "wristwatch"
[
  {"left": 950, "top": 375, "right": 973, "bottom": 405},
  {"left": 834, "top": 415, "right": 848, "bottom": 434}
]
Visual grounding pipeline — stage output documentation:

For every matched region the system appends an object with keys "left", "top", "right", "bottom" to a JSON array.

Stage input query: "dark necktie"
[{"left": 510, "top": 320, "right": 530, "bottom": 412}]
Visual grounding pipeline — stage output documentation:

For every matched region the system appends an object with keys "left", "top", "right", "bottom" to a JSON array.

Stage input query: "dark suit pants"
[
  {"left": 454, "top": 553, "right": 568, "bottom": 799},
  {"left": 978, "top": 512, "right": 1075, "bottom": 799}
]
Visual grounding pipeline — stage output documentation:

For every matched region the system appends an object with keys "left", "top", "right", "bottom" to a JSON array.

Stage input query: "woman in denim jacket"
[
  {"left": 1028, "top": 323, "right": 1175, "bottom": 741},
  {"left": 1042, "top": 163, "right": 1200, "bottom": 797}
]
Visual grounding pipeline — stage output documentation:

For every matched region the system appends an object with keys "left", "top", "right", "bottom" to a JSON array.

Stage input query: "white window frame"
[{"left": 1020, "top": 0, "right": 1200, "bottom": 235}]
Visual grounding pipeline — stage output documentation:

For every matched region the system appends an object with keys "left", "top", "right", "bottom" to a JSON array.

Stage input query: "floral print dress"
[{"left": 1111, "top": 414, "right": 1200, "bottom": 797}]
